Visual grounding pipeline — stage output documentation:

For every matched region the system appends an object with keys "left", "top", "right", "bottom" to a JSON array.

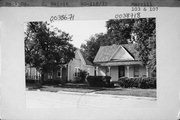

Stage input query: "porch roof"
[{"left": 96, "top": 60, "right": 142, "bottom": 66}]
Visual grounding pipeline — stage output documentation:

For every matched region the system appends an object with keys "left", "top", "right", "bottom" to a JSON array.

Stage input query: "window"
[
  {"left": 57, "top": 70, "right": 61, "bottom": 77},
  {"left": 87, "top": 68, "right": 90, "bottom": 75},
  {"left": 134, "top": 66, "right": 139, "bottom": 77},
  {"left": 74, "top": 67, "right": 80, "bottom": 77},
  {"left": 48, "top": 72, "right": 53, "bottom": 79}
]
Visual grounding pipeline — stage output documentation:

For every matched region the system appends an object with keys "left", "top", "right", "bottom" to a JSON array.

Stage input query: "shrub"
[
  {"left": 118, "top": 77, "right": 156, "bottom": 89},
  {"left": 42, "top": 79, "right": 60, "bottom": 85},
  {"left": 73, "top": 76, "right": 82, "bottom": 83},
  {"left": 26, "top": 79, "right": 37, "bottom": 84},
  {"left": 87, "top": 76, "right": 111, "bottom": 87},
  {"left": 140, "top": 77, "right": 156, "bottom": 89},
  {"left": 73, "top": 70, "right": 88, "bottom": 83},
  {"left": 79, "top": 70, "right": 88, "bottom": 83}
]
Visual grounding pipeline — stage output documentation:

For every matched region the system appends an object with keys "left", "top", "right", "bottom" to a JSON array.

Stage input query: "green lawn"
[
  {"left": 95, "top": 88, "right": 156, "bottom": 98},
  {"left": 26, "top": 83, "right": 156, "bottom": 98},
  {"left": 40, "top": 86, "right": 95, "bottom": 93}
]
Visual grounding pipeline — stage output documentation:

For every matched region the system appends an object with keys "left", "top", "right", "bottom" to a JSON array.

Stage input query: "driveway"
[{"left": 26, "top": 90, "right": 156, "bottom": 108}]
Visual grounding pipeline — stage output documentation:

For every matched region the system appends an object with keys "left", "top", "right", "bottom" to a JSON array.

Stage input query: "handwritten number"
[
  {"left": 150, "top": 6, "right": 158, "bottom": 11},
  {"left": 132, "top": 7, "right": 141, "bottom": 11}
]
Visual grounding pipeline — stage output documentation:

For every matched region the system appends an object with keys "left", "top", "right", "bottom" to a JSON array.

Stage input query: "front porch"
[{"left": 95, "top": 64, "right": 149, "bottom": 82}]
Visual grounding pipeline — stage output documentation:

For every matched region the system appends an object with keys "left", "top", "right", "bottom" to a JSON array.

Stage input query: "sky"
[{"left": 50, "top": 20, "right": 107, "bottom": 48}]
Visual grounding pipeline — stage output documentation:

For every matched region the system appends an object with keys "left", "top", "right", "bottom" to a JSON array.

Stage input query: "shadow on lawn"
[
  {"left": 56, "top": 83, "right": 124, "bottom": 91},
  {"left": 26, "top": 83, "right": 43, "bottom": 90}
]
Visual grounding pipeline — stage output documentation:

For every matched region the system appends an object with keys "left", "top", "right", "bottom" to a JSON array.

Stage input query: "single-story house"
[
  {"left": 93, "top": 44, "right": 151, "bottom": 82},
  {"left": 25, "top": 49, "right": 94, "bottom": 82}
]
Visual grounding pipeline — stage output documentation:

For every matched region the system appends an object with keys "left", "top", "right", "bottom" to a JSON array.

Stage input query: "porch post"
[
  {"left": 96, "top": 66, "right": 99, "bottom": 76},
  {"left": 94, "top": 66, "right": 96, "bottom": 76},
  {"left": 146, "top": 66, "right": 149, "bottom": 77},
  {"left": 108, "top": 66, "right": 111, "bottom": 76},
  {"left": 30, "top": 67, "right": 31, "bottom": 79},
  {"left": 67, "top": 64, "right": 69, "bottom": 81},
  {"left": 127, "top": 66, "right": 130, "bottom": 78},
  {"left": 60, "top": 67, "right": 63, "bottom": 79},
  {"left": 35, "top": 69, "right": 37, "bottom": 80}
]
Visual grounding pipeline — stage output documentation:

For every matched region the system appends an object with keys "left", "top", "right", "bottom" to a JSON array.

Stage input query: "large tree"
[
  {"left": 132, "top": 18, "right": 156, "bottom": 76},
  {"left": 25, "top": 22, "right": 75, "bottom": 81},
  {"left": 81, "top": 33, "right": 108, "bottom": 63},
  {"left": 133, "top": 18, "right": 156, "bottom": 65},
  {"left": 106, "top": 19, "right": 135, "bottom": 44}
]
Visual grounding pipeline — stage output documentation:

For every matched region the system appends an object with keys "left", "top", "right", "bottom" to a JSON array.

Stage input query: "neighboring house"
[
  {"left": 25, "top": 49, "right": 94, "bottom": 82},
  {"left": 67, "top": 49, "right": 94, "bottom": 82},
  {"left": 25, "top": 64, "right": 41, "bottom": 81},
  {"left": 43, "top": 65, "right": 67, "bottom": 81},
  {"left": 25, "top": 64, "right": 64, "bottom": 81},
  {"left": 93, "top": 44, "right": 151, "bottom": 82}
]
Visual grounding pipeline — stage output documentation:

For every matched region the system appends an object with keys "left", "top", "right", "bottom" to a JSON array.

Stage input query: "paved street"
[{"left": 26, "top": 91, "right": 157, "bottom": 108}]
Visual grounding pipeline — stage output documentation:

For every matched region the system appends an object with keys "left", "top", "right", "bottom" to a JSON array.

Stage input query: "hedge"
[
  {"left": 118, "top": 77, "right": 156, "bottom": 89},
  {"left": 87, "top": 76, "right": 111, "bottom": 87},
  {"left": 26, "top": 79, "right": 37, "bottom": 84},
  {"left": 42, "top": 79, "right": 61, "bottom": 85}
]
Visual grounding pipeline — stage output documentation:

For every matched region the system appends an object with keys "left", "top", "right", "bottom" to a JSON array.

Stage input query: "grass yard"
[
  {"left": 26, "top": 83, "right": 156, "bottom": 98},
  {"left": 40, "top": 86, "right": 95, "bottom": 93},
  {"left": 95, "top": 88, "right": 156, "bottom": 98}
]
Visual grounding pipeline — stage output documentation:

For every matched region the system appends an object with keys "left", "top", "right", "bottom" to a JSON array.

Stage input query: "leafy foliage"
[
  {"left": 81, "top": 33, "right": 108, "bottom": 63},
  {"left": 118, "top": 77, "right": 156, "bottom": 89},
  {"left": 73, "top": 70, "right": 88, "bottom": 83},
  {"left": 148, "top": 30, "right": 156, "bottom": 77},
  {"left": 133, "top": 18, "right": 156, "bottom": 65},
  {"left": 87, "top": 76, "right": 111, "bottom": 87},
  {"left": 106, "top": 19, "right": 135, "bottom": 44},
  {"left": 25, "top": 22, "right": 75, "bottom": 80}
]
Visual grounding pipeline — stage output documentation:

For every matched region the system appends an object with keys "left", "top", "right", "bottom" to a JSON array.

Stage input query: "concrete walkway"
[{"left": 26, "top": 90, "right": 157, "bottom": 108}]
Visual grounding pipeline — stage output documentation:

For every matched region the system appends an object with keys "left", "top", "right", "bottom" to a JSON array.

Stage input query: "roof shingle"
[
  {"left": 93, "top": 44, "right": 119, "bottom": 63},
  {"left": 79, "top": 50, "right": 94, "bottom": 66},
  {"left": 121, "top": 44, "right": 139, "bottom": 60},
  {"left": 93, "top": 44, "right": 139, "bottom": 63}
]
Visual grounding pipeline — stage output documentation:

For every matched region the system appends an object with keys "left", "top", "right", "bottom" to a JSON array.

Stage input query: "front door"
[{"left": 118, "top": 66, "right": 125, "bottom": 78}]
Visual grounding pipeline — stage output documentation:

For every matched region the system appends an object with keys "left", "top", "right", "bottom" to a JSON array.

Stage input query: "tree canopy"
[
  {"left": 25, "top": 22, "right": 75, "bottom": 75},
  {"left": 106, "top": 19, "right": 135, "bottom": 44},
  {"left": 81, "top": 33, "right": 108, "bottom": 63}
]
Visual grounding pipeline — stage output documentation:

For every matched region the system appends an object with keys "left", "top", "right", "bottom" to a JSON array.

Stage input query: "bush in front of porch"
[
  {"left": 118, "top": 77, "right": 156, "bottom": 89},
  {"left": 87, "top": 76, "right": 112, "bottom": 87}
]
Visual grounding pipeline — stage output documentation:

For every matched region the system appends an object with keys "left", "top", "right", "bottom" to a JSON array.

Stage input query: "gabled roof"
[
  {"left": 121, "top": 44, "right": 139, "bottom": 60},
  {"left": 111, "top": 46, "right": 134, "bottom": 61},
  {"left": 93, "top": 44, "right": 119, "bottom": 62},
  {"left": 80, "top": 50, "right": 94, "bottom": 66},
  {"left": 93, "top": 44, "right": 139, "bottom": 63},
  {"left": 77, "top": 49, "right": 93, "bottom": 66}
]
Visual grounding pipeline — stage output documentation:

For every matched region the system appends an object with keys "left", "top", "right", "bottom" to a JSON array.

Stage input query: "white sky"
[{"left": 50, "top": 20, "right": 107, "bottom": 48}]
